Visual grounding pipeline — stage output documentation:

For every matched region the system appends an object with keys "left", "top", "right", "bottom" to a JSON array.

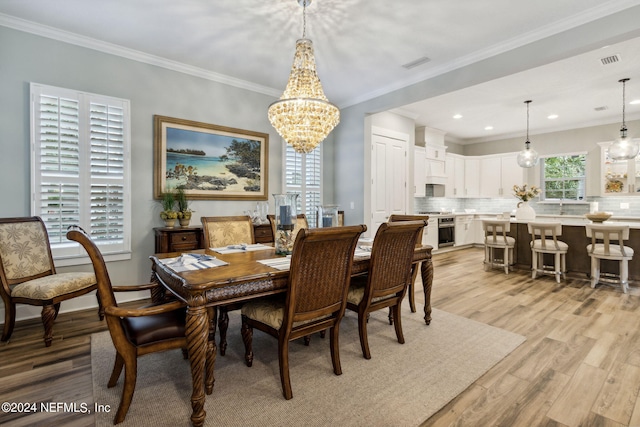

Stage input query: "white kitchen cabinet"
[
  {"left": 445, "top": 154, "right": 466, "bottom": 198},
  {"left": 464, "top": 158, "right": 480, "bottom": 197},
  {"left": 425, "top": 143, "right": 447, "bottom": 185},
  {"left": 414, "top": 146, "right": 426, "bottom": 197},
  {"left": 599, "top": 141, "right": 640, "bottom": 195},
  {"left": 473, "top": 218, "right": 486, "bottom": 244},
  {"left": 454, "top": 215, "right": 475, "bottom": 246},
  {"left": 422, "top": 217, "right": 439, "bottom": 250},
  {"left": 479, "top": 153, "right": 524, "bottom": 198}
]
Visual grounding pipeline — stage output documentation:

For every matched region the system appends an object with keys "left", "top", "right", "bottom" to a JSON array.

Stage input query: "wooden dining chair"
[
  {"left": 240, "top": 224, "right": 366, "bottom": 399},
  {"left": 67, "top": 225, "right": 204, "bottom": 424},
  {"left": 387, "top": 214, "right": 427, "bottom": 314},
  {"left": 201, "top": 215, "right": 255, "bottom": 355},
  {"left": 0, "top": 216, "right": 99, "bottom": 347},
  {"left": 346, "top": 220, "right": 426, "bottom": 359},
  {"left": 267, "top": 214, "right": 308, "bottom": 238}
]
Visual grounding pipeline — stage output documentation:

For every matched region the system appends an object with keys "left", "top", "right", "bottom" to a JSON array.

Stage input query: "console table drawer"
[{"left": 154, "top": 227, "right": 204, "bottom": 253}]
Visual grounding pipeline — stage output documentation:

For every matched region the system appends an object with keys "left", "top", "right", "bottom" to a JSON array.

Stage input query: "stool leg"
[
  {"left": 590, "top": 256, "right": 599, "bottom": 288},
  {"left": 504, "top": 247, "right": 509, "bottom": 275},
  {"left": 531, "top": 249, "right": 537, "bottom": 279},
  {"left": 621, "top": 259, "right": 629, "bottom": 294},
  {"left": 554, "top": 252, "right": 561, "bottom": 283},
  {"left": 561, "top": 253, "right": 566, "bottom": 279}
]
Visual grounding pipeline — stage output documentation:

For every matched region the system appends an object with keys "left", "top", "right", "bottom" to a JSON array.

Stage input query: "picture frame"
[{"left": 154, "top": 115, "right": 269, "bottom": 200}]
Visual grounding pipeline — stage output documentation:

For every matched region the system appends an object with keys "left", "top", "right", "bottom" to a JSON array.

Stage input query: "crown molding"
[{"left": 0, "top": 13, "right": 282, "bottom": 98}]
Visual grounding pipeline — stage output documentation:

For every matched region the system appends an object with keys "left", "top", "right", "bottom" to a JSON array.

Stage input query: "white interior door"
[{"left": 371, "top": 132, "right": 407, "bottom": 235}]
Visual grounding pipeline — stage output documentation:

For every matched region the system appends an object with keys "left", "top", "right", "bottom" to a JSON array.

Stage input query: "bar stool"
[
  {"left": 528, "top": 222, "right": 568, "bottom": 283},
  {"left": 586, "top": 223, "right": 634, "bottom": 293},
  {"left": 482, "top": 219, "right": 515, "bottom": 274}
]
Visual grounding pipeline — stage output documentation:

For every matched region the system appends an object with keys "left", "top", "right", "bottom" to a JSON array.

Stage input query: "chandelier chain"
[
  {"left": 622, "top": 78, "right": 627, "bottom": 128},
  {"left": 302, "top": 0, "right": 307, "bottom": 38}
]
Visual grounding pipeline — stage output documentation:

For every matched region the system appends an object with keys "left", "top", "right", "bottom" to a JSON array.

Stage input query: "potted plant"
[
  {"left": 159, "top": 190, "right": 178, "bottom": 228},
  {"left": 175, "top": 187, "right": 193, "bottom": 227}
]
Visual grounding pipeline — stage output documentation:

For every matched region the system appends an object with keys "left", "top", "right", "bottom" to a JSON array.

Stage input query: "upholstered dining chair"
[
  {"left": 240, "top": 224, "right": 366, "bottom": 400},
  {"left": 528, "top": 222, "right": 568, "bottom": 283},
  {"left": 345, "top": 220, "right": 425, "bottom": 360},
  {"left": 0, "top": 216, "right": 99, "bottom": 347},
  {"left": 201, "top": 215, "right": 255, "bottom": 356},
  {"left": 387, "top": 214, "right": 427, "bottom": 314},
  {"left": 67, "top": 225, "right": 202, "bottom": 425},
  {"left": 586, "top": 223, "right": 634, "bottom": 293},
  {"left": 482, "top": 219, "right": 515, "bottom": 274}
]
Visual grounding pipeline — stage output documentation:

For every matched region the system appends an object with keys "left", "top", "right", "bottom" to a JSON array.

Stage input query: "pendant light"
[
  {"left": 609, "top": 78, "right": 639, "bottom": 161},
  {"left": 268, "top": 0, "right": 340, "bottom": 154},
  {"left": 517, "top": 100, "right": 539, "bottom": 168}
]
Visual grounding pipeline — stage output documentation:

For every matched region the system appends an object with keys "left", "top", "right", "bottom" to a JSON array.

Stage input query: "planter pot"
[
  {"left": 515, "top": 201, "right": 536, "bottom": 221},
  {"left": 164, "top": 219, "right": 176, "bottom": 228},
  {"left": 179, "top": 218, "right": 191, "bottom": 227}
]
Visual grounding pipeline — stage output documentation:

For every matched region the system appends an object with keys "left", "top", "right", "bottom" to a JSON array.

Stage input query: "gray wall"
[{"left": 0, "top": 26, "right": 288, "bottom": 319}]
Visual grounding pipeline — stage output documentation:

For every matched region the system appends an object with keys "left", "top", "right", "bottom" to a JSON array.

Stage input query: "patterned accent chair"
[
  {"left": 201, "top": 215, "right": 255, "bottom": 355},
  {"left": 67, "top": 225, "right": 200, "bottom": 424},
  {"left": 240, "top": 225, "right": 366, "bottom": 399},
  {"left": 0, "top": 216, "right": 99, "bottom": 347},
  {"left": 346, "top": 220, "right": 426, "bottom": 359}
]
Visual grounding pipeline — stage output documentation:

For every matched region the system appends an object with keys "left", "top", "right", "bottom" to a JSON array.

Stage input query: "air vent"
[
  {"left": 402, "top": 56, "right": 431, "bottom": 70},
  {"left": 600, "top": 54, "right": 621, "bottom": 65},
  {"left": 594, "top": 106, "right": 608, "bottom": 111}
]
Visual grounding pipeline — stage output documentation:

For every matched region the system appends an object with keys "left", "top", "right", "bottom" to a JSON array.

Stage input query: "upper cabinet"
[
  {"left": 599, "top": 141, "right": 640, "bottom": 195},
  {"left": 445, "top": 154, "right": 479, "bottom": 198},
  {"left": 479, "top": 153, "right": 524, "bottom": 198}
]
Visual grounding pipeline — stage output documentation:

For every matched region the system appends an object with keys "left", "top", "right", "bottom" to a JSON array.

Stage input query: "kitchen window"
[
  {"left": 541, "top": 153, "right": 586, "bottom": 201},
  {"left": 283, "top": 143, "right": 322, "bottom": 227},
  {"left": 30, "top": 83, "right": 131, "bottom": 265}
]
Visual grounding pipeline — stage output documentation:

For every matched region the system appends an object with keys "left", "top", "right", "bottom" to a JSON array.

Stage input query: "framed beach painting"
[{"left": 154, "top": 115, "right": 269, "bottom": 200}]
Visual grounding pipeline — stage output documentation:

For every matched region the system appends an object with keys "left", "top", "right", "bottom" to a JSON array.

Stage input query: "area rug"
[{"left": 92, "top": 306, "right": 525, "bottom": 426}]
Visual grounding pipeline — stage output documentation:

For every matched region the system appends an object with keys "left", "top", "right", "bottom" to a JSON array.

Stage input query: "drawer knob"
[{"left": 182, "top": 236, "right": 187, "bottom": 241}]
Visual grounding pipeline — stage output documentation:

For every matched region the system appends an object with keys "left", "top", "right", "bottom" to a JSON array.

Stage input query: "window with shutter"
[
  {"left": 31, "top": 83, "right": 131, "bottom": 264},
  {"left": 283, "top": 143, "right": 322, "bottom": 227}
]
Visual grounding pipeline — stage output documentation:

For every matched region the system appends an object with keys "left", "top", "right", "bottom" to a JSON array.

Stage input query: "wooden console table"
[{"left": 154, "top": 224, "right": 274, "bottom": 253}]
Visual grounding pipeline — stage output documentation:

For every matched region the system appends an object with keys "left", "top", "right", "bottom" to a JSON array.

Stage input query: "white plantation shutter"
[
  {"left": 284, "top": 143, "right": 322, "bottom": 227},
  {"left": 31, "top": 83, "right": 131, "bottom": 262}
]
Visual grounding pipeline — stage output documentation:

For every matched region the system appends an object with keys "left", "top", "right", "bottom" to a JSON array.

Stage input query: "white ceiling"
[{"left": 1, "top": 0, "right": 640, "bottom": 144}]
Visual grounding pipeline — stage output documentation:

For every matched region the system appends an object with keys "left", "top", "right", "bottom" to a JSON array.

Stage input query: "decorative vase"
[
  {"left": 273, "top": 193, "right": 299, "bottom": 255},
  {"left": 515, "top": 201, "right": 536, "bottom": 221},
  {"left": 179, "top": 218, "right": 190, "bottom": 227},
  {"left": 317, "top": 204, "right": 339, "bottom": 228},
  {"left": 164, "top": 218, "right": 176, "bottom": 228}
]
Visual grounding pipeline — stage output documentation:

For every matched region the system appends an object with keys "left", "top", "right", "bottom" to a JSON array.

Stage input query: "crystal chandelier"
[
  {"left": 609, "top": 78, "right": 639, "bottom": 161},
  {"left": 268, "top": 0, "right": 339, "bottom": 154},
  {"left": 517, "top": 100, "right": 539, "bottom": 168}
]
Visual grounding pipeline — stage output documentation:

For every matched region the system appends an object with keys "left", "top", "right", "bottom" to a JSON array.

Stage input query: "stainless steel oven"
[{"left": 438, "top": 216, "right": 455, "bottom": 247}]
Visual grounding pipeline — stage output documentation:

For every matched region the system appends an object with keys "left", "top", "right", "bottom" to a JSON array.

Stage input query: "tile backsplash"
[{"left": 415, "top": 196, "right": 639, "bottom": 217}]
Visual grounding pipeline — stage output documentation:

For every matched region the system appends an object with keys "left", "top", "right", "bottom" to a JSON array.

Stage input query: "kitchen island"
[{"left": 504, "top": 218, "right": 640, "bottom": 281}]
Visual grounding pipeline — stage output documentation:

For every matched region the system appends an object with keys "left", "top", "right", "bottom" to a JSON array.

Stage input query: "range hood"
[{"left": 426, "top": 183, "right": 445, "bottom": 197}]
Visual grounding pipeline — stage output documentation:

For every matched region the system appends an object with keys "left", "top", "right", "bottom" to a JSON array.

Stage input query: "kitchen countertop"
[{"left": 413, "top": 212, "right": 640, "bottom": 226}]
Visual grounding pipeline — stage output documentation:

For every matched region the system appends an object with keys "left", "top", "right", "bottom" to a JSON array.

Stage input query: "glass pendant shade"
[
  {"left": 609, "top": 78, "right": 639, "bottom": 161},
  {"left": 609, "top": 129, "right": 640, "bottom": 160},
  {"left": 268, "top": 37, "right": 340, "bottom": 154},
  {"left": 517, "top": 100, "right": 539, "bottom": 168},
  {"left": 517, "top": 143, "right": 539, "bottom": 168}
]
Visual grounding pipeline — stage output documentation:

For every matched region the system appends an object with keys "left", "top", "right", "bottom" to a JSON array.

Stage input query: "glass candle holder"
[
  {"left": 273, "top": 193, "right": 299, "bottom": 255},
  {"left": 317, "top": 204, "right": 339, "bottom": 228}
]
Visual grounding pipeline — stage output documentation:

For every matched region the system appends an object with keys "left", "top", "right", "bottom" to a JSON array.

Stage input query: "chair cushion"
[
  {"left": 531, "top": 239, "right": 568, "bottom": 252},
  {"left": 11, "top": 272, "right": 96, "bottom": 300},
  {"left": 587, "top": 244, "right": 634, "bottom": 258},
  {"left": 122, "top": 307, "right": 186, "bottom": 346},
  {"left": 347, "top": 276, "right": 395, "bottom": 306},
  {"left": 485, "top": 236, "right": 515, "bottom": 247},
  {"left": 241, "top": 296, "right": 330, "bottom": 330},
  {"left": 0, "top": 221, "right": 52, "bottom": 280}
]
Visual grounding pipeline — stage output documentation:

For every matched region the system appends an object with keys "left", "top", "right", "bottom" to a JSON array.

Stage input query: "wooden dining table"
[{"left": 149, "top": 244, "right": 433, "bottom": 427}]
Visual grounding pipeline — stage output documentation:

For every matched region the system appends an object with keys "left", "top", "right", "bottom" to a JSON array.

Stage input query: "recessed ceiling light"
[
  {"left": 484, "top": 126, "right": 493, "bottom": 130},
  {"left": 631, "top": 99, "right": 640, "bottom": 105},
  {"left": 547, "top": 114, "right": 558, "bottom": 119},
  {"left": 453, "top": 114, "right": 462, "bottom": 119}
]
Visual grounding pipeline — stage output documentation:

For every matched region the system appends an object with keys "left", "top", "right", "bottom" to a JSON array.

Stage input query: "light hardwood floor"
[{"left": 1, "top": 247, "right": 639, "bottom": 426}]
